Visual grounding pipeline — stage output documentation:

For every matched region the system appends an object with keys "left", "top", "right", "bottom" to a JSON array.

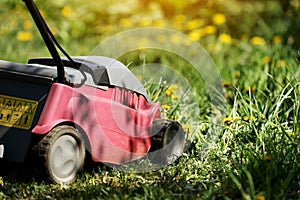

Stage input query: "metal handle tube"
[{"left": 22, "top": 0, "right": 65, "bottom": 83}]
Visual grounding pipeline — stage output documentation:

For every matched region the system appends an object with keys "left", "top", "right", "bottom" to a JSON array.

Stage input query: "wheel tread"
[{"left": 37, "top": 125, "right": 85, "bottom": 184}]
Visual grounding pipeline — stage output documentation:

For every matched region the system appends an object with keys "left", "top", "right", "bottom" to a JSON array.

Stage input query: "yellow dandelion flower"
[
  {"left": 263, "top": 56, "right": 272, "bottom": 64},
  {"left": 235, "top": 116, "right": 241, "bottom": 121},
  {"left": 153, "top": 19, "right": 166, "bottom": 28},
  {"left": 188, "top": 29, "right": 204, "bottom": 41},
  {"left": 279, "top": 60, "right": 287, "bottom": 67},
  {"left": 173, "top": 14, "right": 186, "bottom": 25},
  {"left": 219, "top": 33, "right": 232, "bottom": 44},
  {"left": 245, "top": 86, "right": 256, "bottom": 92},
  {"left": 288, "top": 132, "right": 295, "bottom": 137},
  {"left": 170, "top": 34, "right": 181, "bottom": 44},
  {"left": 256, "top": 196, "right": 266, "bottom": 200},
  {"left": 182, "top": 125, "right": 190, "bottom": 131},
  {"left": 185, "top": 19, "right": 205, "bottom": 30},
  {"left": 251, "top": 36, "right": 266, "bottom": 46},
  {"left": 182, "top": 125, "right": 193, "bottom": 133},
  {"left": 273, "top": 35, "right": 282, "bottom": 44},
  {"left": 235, "top": 71, "right": 241, "bottom": 78},
  {"left": 23, "top": 20, "right": 32, "bottom": 30},
  {"left": 61, "top": 6, "right": 72, "bottom": 17},
  {"left": 17, "top": 31, "right": 33, "bottom": 41},
  {"left": 212, "top": 13, "right": 226, "bottom": 25},
  {"left": 169, "top": 84, "right": 179, "bottom": 91},
  {"left": 162, "top": 104, "right": 170, "bottom": 110},
  {"left": 171, "top": 95, "right": 179, "bottom": 100},
  {"left": 245, "top": 86, "right": 251, "bottom": 92},
  {"left": 139, "top": 18, "right": 152, "bottom": 27},
  {"left": 224, "top": 117, "right": 233, "bottom": 124},
  {"left": 203, "top": 25, "right": 217, "bottom": 35},
  {"left": 243, "top": 116, "right": 249, "bottom": 122},
  {"left": 165, "top": 84, "right": 179, "bottom": 96},
  {"left": 223, "top": 81, "right": 231, "bottom": 87},
  {"left": 165, "top": 89, "right": 172, "bottom": 96},
  {"left": 297, "top": 135, "right": 300, "bottom": 139},
  {"left": 119, "top": 18, "right": 134, "bottom": 28}
]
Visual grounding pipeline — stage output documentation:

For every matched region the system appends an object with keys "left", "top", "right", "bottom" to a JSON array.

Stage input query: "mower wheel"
[
  {"left": 149, "top": 119, "right": 185, "bottom": 165},
  {"left": 38, "top": 125, "right": 85, "bottom": 184}
]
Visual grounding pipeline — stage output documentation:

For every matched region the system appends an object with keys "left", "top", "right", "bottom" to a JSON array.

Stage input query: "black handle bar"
[{"left": 22, "top": 0, "right": 65, "bottom": 83}]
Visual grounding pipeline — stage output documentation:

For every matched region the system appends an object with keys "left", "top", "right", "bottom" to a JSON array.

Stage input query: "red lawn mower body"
[{"left": 30, "top": 57, "right": 161, "bottom": 164}]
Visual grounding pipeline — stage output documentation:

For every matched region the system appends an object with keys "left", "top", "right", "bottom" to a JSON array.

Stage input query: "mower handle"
[{"left": 22, "top": 0, "right": 65, "bottom": 83}]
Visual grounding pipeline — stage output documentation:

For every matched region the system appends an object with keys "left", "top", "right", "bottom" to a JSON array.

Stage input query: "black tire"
[
  {"left": 38, "top": 125, "right": 86, "bottom": 184},
  {"left": 149, "top": 119, "right": 185, "bottom": 165}
]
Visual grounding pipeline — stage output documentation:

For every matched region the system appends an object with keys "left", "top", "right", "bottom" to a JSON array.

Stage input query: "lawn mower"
[{"left": 0, "top": 0, "right": 185, "bottom": 184}]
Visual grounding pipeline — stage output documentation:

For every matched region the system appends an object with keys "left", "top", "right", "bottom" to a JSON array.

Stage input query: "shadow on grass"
[
  {"left": 0, "top": 158, "right": 107, "bottom": 184},
  {"left": 0, "top": 161, "right": 45, "bottom": 183}
]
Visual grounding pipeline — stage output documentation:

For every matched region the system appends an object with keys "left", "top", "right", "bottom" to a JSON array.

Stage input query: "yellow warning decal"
[{"left": 0, "top": 94, "right": 38, "bottom": 130}]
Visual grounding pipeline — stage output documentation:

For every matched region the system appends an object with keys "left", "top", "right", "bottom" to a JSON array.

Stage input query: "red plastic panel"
[{"left": 32, "top": 83, "right": 161, "bottom": 164}]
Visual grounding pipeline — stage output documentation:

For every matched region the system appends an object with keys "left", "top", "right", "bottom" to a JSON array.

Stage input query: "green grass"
[{"left": 1, "top": 1, "right": 300, "bottom": 200}]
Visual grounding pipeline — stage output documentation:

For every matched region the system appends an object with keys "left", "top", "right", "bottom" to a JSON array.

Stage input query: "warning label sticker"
[{"left": 0, "top": 94, "right": 38, "bottom": 130}]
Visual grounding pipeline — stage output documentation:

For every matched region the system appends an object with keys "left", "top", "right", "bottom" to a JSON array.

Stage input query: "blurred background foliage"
[{"left": 0, "top": 0, "right": 299, "bottom": 58}]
